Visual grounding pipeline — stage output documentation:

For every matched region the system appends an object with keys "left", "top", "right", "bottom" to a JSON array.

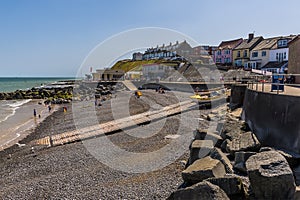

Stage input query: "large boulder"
[
  {"left": 189, "top": 140, "right": 214, "bottom": 164},
  {"left": 167, "top": 181, "right": 229, "bottom": 200},
  {"left": 182, "top": 157, "right": 226, "bottom": 184},
  {"left": 193, "top": 129, "right": 223, "bottom": 147},
  {"left": 226, "top": 131, "right": 260, "bottom": 156},
  {"left": 234, "top": 151, "right": 256, "bottom": 173},
  {"left": 295, "top": 186, "right": 300, "bottom": 200},
  {"left": 206, "top": 176, "right": 245, "bottom": 199},
  {"left": 210, "top": 147, "right": 233, "bottom": 174},
  {"left": 220, "top": 117, "right": 242, "bottom": 140},
  {"left": 246, "top": 150, "right": 296, "bottom": 199},
  {"left": 293, "top": 165, "right": 300, "bottom": 186}
]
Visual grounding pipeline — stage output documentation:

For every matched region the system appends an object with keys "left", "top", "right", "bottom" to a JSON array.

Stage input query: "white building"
[
  {"left": 142, "top": 64, "right": 174, "bottom": 80},
  {"left": 92, "top": 69, "right": 125, "bottom": 81}
]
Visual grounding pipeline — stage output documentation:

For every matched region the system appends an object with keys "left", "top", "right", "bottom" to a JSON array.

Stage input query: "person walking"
[{"left": 33, "top": 109, "right": 37, "bottom": 117}]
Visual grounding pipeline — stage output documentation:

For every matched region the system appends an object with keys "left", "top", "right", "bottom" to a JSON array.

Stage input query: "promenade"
[{"left": 249, "top": 83, "right": 300, "bottom": 97}]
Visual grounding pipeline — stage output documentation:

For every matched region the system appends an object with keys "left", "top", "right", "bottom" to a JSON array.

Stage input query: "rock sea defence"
[
  {"left": 168, "top": 107, "right": 299, "bottom": 200},
  {"left": 0, "top": 81, "right": 125, "bottom": 104}
]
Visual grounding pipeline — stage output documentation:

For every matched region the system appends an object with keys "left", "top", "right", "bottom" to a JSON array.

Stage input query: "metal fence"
[{"left": 245, "top": 74, "right": 300, "bottom": 94}]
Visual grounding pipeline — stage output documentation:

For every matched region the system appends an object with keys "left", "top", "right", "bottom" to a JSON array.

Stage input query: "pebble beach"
[{"left": 0, "top": 90, "right": 211, "bottom": 199}]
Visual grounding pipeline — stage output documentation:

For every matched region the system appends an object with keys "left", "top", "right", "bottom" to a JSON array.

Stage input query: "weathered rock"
[
  {"left": 259, "top": 146, "right": 274, "bottom": 152},
  {"left": 220, "top": 117, "right": 242, "bottom": 140},
  {"left": 193, "top": 129, "right": 207, "bottom": 140},
  {"left": 246, "top": 150, "right": 296, "bottom": 199},
  {"left": 193, "top": 129, "right": 223, "bottom": 147},
  {"left": 226, "top": 131, "right": 260, "bottom": 156},
  {"left": 293, "top": 165, "right": 300, "bottom": 186},
  {"left": 182, "top": 157, "right": 226, "bottom": 184},
  {"left": 277, "top": 149, "right": 300, "bottom": 168},
  {"left": 189, "top": 140, "right": 214, "bottom": 164},
  {"left": 206, "top": 176, "right": 245, "bottom": 199},
  {"left": 220, "top": 139, "right": 229, "bottom": 153},
  {"left": 295, "top": 186, "right": 300, "bottom": 200},
  {"left": 167, "top": 181, "right": 229, "bottom": 200},
  {"left": 234, "top": 151, "right": 256, "bottom": 173},
  {"left": 210, "top": 147, "right": 233, "bottom": 174},
  {"left": 224, "top": 174, "right": 251, "bottom": 198}
]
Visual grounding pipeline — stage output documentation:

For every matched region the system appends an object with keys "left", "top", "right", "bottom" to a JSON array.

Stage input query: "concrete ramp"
[{"left": 122, "top": 80, "right": 138, "bottom": 91}]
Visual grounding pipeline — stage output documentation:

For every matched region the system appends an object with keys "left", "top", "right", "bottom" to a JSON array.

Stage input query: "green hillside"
[{"left": 111, "top": 59, "right": 180, "bottom": 72}]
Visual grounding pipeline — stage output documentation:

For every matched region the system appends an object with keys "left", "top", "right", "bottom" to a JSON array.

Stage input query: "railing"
[{"left": 245, "top": 74, "right": 300, "bottom": 95}]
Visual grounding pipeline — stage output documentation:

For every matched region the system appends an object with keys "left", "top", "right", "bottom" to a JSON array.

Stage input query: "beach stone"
[
  {"left": 210, "top": 147, "right": 233, "bottom": 174},
  {"left": 193, "top": 129, "right": 223, "bottom": 147},
  {"left": 182, "top": 157, "right": 226, "bottom": 184},
  {"left": 226, "top": 131, "right": 260, "bottom": 156},
  {"left": 205, "top": 176, "right": 245, "bottom": 199},
  {"left": 234, "top": 151, "right": 256, "bottom": 173},
  {"left": 167, "top": 181, "right": 229, "bottom": 200},
  {"left": 246, "top": 150, "right": 295, "bottom": 199},
  {"left": 189, "top": 140, "right": 214, "bottom": 164}
]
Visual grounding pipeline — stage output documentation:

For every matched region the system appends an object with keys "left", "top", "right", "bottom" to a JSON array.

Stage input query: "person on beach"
[
  {"left": 48, "top": 105, "right": 52, "bottom": 112},
  {"left": 33, "top": 109, "right": 37, "bottom": 117}
]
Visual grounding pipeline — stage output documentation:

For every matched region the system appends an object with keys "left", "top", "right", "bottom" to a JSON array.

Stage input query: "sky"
[{"left": 0, "top": 0, "right": 300, "bottom": 77}]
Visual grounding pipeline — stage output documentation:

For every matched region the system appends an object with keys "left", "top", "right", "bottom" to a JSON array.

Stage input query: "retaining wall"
[{"left": 242, "top": 88, "right": 300, "bottom": 155}]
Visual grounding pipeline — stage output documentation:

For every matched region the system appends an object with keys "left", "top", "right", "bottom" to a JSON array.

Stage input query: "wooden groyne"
[{"left": 31, "top": 100, "right": 198, "bottom": 147}]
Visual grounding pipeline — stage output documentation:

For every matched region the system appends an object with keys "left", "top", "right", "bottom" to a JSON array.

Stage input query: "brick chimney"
[{"left": 248, "top": 33, "right": 254, "bottom": 42}]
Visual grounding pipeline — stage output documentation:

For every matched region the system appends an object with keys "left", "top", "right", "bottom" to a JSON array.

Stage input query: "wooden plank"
[{"left": 33, "top": 100, "right": 198, "bottom": 147}]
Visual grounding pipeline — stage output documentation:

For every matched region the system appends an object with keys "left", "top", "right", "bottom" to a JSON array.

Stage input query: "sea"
[
  {"left": 0, "top": 77, "right": 74, "bottom": 149},
  {"left": 0, "top": 77, "right": 74, "bottom": 93}
]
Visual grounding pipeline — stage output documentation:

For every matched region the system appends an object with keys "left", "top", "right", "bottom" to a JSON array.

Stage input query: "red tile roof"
[{"left": 218, "top": 38, "right": 243, "bottom": 49}]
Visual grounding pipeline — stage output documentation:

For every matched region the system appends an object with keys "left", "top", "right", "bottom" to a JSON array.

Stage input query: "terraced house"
[
  {"left": 248, "top": 35, "right": 295, "bottom": 73},
  {"left": 232, "top": 33, "right": 263, "bottom": 68},
  {"left": 214, "top": 38, "right": 243, "bottom": 66}
]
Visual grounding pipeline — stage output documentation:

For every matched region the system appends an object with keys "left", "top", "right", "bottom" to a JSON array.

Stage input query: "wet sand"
[{"left": 0, "top": 100, "right": 59, "bottom": 151}]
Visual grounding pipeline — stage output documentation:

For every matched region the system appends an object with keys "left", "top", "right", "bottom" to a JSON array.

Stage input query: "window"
[
  {"left": 284, "top": 52, "right": 287, "bottom": 59},
  {"left": 262, "top": 51, "right": 266, "bottom": 57},
  {"left": 278, "top": 39, "right": 288, "bottom": 47},
  {"left": 225, "top": 58, "right": 230, "bottom": 63},
  {"left": 225, "top": 50, "right": 230, "bottom": 55},
  {"left": 243, "top": 50, "right": 248, "bottom": 57},
  {"left": 217, "top": 50, "right": 221, "bottom": 55},
  {"left": 252, "top": 52, "right": 258, "bottom": 57},
  {"left": 237, "top": 51, "right": 241, "bottom": 57}
]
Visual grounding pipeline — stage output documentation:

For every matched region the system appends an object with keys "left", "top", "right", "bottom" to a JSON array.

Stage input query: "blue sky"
[{"left": 0, "top": 0, "right": 300, "bottom": 77}]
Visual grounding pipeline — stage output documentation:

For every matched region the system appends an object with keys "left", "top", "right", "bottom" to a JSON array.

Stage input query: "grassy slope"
[{"left": 111, "top": 59, "right": 179, "bottom": 72}]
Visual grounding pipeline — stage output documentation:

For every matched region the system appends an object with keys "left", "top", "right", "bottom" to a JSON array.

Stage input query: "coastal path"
[{"left": 31, "top": 100, "right": 198, "bottom": 147}]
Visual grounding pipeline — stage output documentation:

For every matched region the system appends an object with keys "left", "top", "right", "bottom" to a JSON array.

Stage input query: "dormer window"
[{"left": 278, "top": 39, "right": 288, "bottom": 47}]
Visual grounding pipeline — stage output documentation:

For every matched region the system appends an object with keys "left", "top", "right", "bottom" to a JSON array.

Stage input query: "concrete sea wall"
[{"left": 242, "top": 88, "right": 300, "bottom": 155}]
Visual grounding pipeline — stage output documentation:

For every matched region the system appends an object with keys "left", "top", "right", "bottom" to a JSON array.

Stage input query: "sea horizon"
[{"left": 0, "top": 77, "right": 78, "bottom": 93}]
